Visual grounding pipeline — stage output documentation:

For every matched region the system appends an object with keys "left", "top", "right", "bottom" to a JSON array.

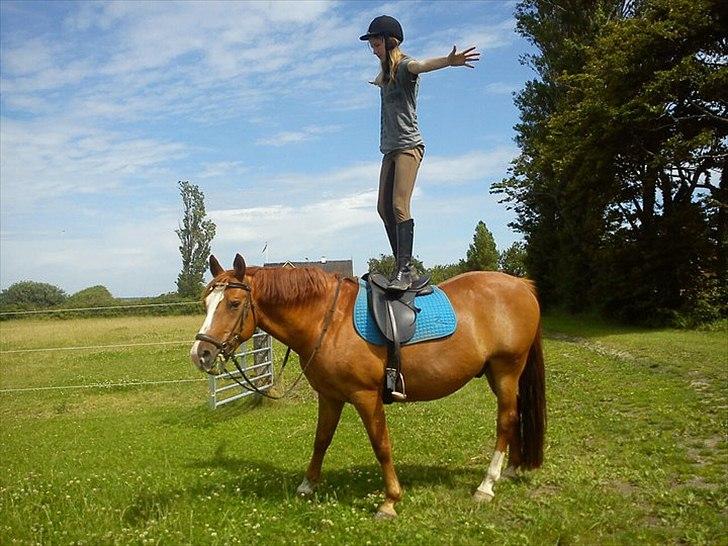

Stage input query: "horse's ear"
[
  {"left": 233, "top": 254, "right": 246, "bottom": 279},
  {"left": 210, "top": 255, "right": 224, "bottom": 278}
]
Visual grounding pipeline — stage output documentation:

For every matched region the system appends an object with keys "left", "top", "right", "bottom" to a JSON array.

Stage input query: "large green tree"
[
  {"left": 500, "top": 241, "right": 528, "bottom": 277},
  {"left": 464, "top": 221, "right": 499, "bottom": 271},
  {"left": 496, "top": 0, "right": 727, "bottom": 323},
  {"left": 495, "top": 0, "right": 629, "bottom": 308},
  {"left": 176, "top": 181, "right": 216, "bottom": 298}
]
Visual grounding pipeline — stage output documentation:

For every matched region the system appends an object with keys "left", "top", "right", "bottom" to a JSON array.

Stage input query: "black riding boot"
[
  {"left": 384, "top": 223, "right": 397, "bottom": 258},
  {"left": 387, "top": 219, "right": 415, "bottom": 292}
]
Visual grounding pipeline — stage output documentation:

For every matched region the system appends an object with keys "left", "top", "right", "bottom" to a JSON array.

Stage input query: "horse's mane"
[{"left": 247, "top": 266, "right": 337, "bottom": 306}]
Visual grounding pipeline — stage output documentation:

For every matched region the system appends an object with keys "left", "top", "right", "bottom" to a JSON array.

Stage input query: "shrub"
[
  {"left": 66, "top": 286, "right": 116, "bottom": 308},
  {"left": 0, "top": 281, "right": 67, "bottom": 311}
]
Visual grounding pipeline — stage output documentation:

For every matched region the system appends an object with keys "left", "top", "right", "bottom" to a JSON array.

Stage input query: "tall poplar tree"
[{"left": 176, "top": 181, "right": 216, "bottom": 298}]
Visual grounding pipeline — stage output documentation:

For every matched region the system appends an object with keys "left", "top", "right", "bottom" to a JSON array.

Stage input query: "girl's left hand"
[{"left": 448, "top": 46, "right": 480, "bottom": 68}]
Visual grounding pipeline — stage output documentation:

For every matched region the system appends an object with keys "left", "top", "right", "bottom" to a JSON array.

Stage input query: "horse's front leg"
[
  {"left": 297, "top": 394, "right": 344, "bottom": 496},
  {"left": 352, "top": 391, "right": 402, "bottom": 518}
]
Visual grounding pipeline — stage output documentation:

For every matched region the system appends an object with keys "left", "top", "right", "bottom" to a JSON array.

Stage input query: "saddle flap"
[{"left": 367, "top": 275, "right": 418, "bottom": 344}]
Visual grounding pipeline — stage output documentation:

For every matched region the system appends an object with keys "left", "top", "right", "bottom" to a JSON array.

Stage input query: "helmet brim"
[{"left": 359, "top": 32, "right": 382, "bottom": 41}]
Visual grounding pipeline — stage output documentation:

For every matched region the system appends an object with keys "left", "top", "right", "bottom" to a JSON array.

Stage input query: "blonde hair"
[{"left": 373, "top": 39, "right": 405, "bottom": 87}]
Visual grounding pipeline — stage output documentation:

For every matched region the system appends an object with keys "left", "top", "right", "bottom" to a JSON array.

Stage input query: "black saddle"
[
  {"left": 362, "top": 273, "right": 433, "bottom": 404},
  {"left": 366, "top": 273, "right": 433, "bottom": 343}
]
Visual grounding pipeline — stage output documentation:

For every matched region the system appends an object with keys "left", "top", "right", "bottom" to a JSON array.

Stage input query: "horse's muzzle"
[{"left": 190, "top": 338, "right": 221, "bottom": 374}]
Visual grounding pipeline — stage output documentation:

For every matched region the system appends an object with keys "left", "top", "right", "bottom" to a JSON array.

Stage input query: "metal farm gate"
[{"left": 208, "top": 329, "right": 274, "bottom": 408}]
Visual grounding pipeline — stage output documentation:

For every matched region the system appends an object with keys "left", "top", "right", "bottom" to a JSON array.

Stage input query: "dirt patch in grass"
[
  {"left": 528, "top": 483, "right": 560, "bottom": 499},
  {"left": 544, "top": 332, "right": 639, "bottom": 361},
  {"left": 680, "top": 476, "right": 720, "bottom": 492},
  {"left": 612, "top": 480, "right": 639, "bottom": 497}
]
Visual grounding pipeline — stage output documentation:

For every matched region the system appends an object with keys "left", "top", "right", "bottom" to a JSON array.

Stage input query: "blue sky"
[{"left": 0, "top": 0, "right": 534, "bottom": 297}]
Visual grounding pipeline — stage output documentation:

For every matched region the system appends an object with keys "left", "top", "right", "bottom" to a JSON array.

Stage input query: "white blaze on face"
[
  {"left": 199, "top": 287, "right": 226, "bottom": 335},
  {"left": 190, "top": 287, "right": 226, "bottom": 361}
]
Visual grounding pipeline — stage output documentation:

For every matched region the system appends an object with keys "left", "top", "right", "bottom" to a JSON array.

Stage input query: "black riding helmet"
[{"left": 359, "top": 15, "right": 403, "bottom": 50}]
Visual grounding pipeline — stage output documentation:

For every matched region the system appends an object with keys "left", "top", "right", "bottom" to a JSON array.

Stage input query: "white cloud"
[
  {"left": 235, "top": 148, "right": 517, "bottom": 205},
  {"left": 254, "top": 162, "right": 381, "bottom": 199},
  {"left": 485, "top": 82, "right": 520, "bottom": 95},
  {"left": 210, "top": 190, "right": 378, "bottom": 243},
  {"left": 0, "top": 119, "right": 187, "bottom": 206},
  {"left": 418, "top": 147, "right": 517, "bottom": 186},
  {"left": 207, "top": 190, "right": 380, "bottom": 266},
  {"left": 197, "top": 161, "right": 248, "bottom": 179},
  {"left": 413, "top": 19, "right": 515, "bottom": 60},
  {"left": 255, "top": 125, "right": 343, "bottom": 147},
  {"left": 1, "top": 1, "right": 350, "bottom": 126},
  {"left": 1, "top": 38, "right": 63, "bottom": 77}
]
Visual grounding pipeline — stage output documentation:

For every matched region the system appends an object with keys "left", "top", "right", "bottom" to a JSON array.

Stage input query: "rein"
[{"left": 197, "top": 277, "right": 343, "bottom": 400}]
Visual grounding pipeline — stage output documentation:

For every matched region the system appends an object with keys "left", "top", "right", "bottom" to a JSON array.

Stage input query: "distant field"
[{"left": 0, "top": 314, "right": 726, "bottom": 545}]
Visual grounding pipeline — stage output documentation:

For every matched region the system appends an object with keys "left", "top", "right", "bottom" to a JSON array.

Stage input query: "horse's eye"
[{"left": 229, "top": 300, "right": 241, "bottom": 309}]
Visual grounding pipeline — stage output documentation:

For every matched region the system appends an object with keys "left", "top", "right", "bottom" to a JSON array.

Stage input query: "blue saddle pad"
[{"left": 353, "top": 279, "right": 457, "bottom": 346}]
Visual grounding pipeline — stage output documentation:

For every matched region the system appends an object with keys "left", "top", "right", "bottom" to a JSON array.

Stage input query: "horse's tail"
[{"left": 517, "top": 324, "right": 546, "bottom": 469}]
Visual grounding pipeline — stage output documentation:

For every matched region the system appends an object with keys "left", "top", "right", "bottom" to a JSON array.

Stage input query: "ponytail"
[{"left": 380, "top": 39, "right": 404, "bottom": 86}]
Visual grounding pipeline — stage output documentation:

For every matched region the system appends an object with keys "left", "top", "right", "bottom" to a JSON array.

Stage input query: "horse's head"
[{"left": 190, "top": 253, "right": 256, "bottom": 373}]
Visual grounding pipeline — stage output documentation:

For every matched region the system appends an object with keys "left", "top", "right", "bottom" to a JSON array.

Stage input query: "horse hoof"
[
  {"left": 375, "top": 507, "right": 397, "bottom": 519},
  {"left": 374, "top": 503, "right": 397, "bottom": 520},
  {"left": 296, "top": 477, "right": 317, "bottom": 497},
  {"left": 472, "top": 489, "right": 494, "bottom": 503}
]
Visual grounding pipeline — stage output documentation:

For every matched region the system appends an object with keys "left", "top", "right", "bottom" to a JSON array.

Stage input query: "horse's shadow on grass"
[
  {"left": 187, "top": 441, "right": 486, "bottom": 503},
  {"left": 123, "top": 440, "right": 531, "bottom": 527},
  {"left": 162, "top": 396, "right": 269, "bottom": 429}
]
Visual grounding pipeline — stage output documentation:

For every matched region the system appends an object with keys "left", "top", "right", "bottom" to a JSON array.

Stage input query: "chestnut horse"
[{"left": 190, "top": 254, "right": 545, "bottom": 518}]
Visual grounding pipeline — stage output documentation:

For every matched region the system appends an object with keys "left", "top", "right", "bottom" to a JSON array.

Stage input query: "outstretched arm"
[{"left": 407, "top": 46, "right": 480, "bottom": 75}]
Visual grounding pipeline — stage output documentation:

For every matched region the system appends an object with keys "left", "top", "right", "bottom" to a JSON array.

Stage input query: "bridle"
[
  {"left": 194, "top": 280, "right": 254, "bottom": 361},
  {"left": 194, "top": 276, "right": 343, "bottom": 400}
]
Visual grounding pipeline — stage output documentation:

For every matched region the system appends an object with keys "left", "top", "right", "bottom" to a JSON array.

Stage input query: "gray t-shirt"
[{"left": 379, "top": 57, "right": 424, "bottom": 155}]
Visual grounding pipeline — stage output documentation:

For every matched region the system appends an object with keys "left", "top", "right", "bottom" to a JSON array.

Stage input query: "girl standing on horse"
[{"left": 360, "top": 15, "right": 480, "bottom": 291}]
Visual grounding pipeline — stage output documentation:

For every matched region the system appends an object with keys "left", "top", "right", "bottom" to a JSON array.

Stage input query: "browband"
[{"left": 213, "top": 281, "right": 252, "bottom": 292}]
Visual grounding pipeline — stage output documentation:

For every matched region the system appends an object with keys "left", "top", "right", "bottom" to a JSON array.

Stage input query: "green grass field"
[{"left": 1, "top": 314, "right": 726, "bottom": 545}]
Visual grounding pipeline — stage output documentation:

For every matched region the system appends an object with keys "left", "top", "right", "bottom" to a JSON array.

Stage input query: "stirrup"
[
  {"left": 390, "top": 390, "right": 407, "bottom": 402},
  {"left": 387, "top": 371, "right": 407, "bottom": 401}
]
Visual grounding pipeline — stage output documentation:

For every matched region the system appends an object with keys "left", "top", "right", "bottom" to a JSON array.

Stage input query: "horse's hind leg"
[
  {"left": 475, "top": 356, "right": 524, "bottom": 502},
  {"left": 297, "top": 394, "right": 344, "bottom": 496}
]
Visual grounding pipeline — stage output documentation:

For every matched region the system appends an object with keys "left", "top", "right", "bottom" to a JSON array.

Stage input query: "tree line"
[
  {"left": 0, "top": 281, "right": 201, "bottom": 319},
  {"left": 493, "top": 0, "right": 726, "bottom": 326}
]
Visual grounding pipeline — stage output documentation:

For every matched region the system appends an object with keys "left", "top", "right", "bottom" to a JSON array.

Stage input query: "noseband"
[{"left": 195, "top": 280, "right": 254, "bottom": 361}]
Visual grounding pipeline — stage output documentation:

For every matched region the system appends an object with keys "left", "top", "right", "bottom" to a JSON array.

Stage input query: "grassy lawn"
[{"left": 0, "top": 314, "right": 726, "bottom": 545}]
